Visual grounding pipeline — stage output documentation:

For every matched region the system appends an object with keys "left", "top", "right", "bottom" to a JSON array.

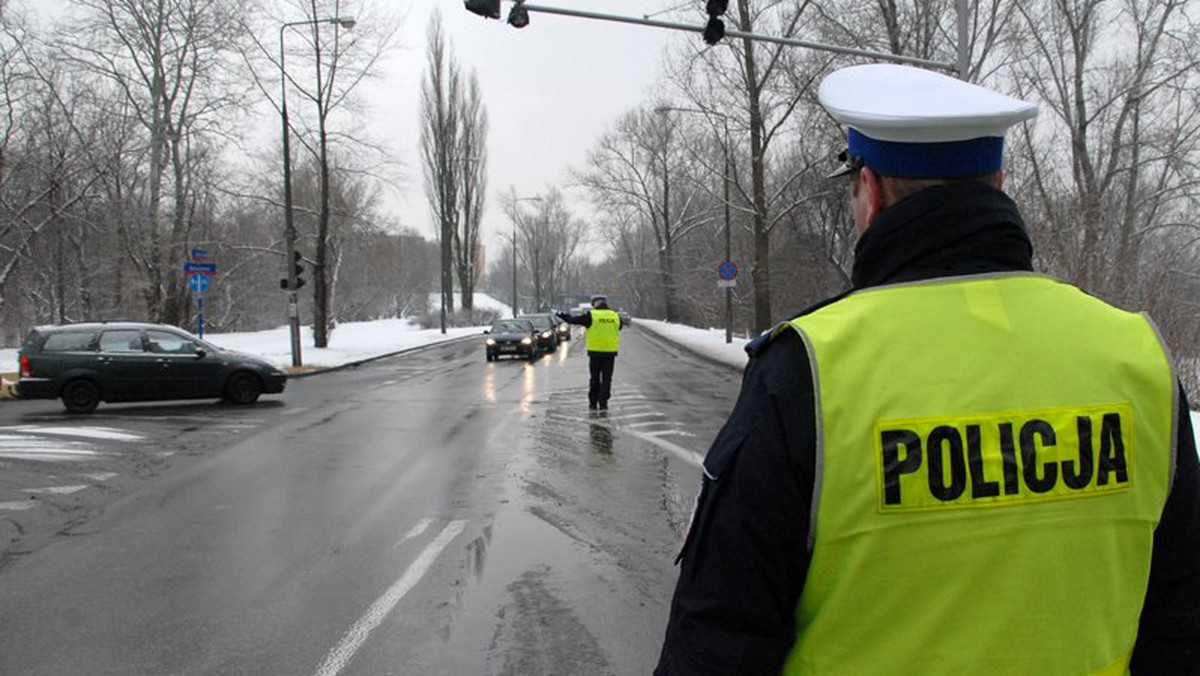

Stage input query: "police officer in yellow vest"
[
  {"left": 557, "top": 295, "right": 624, "bottom": 410},
  {"left": 654, "top": 64, "right": 1200, "bottom": 675}
]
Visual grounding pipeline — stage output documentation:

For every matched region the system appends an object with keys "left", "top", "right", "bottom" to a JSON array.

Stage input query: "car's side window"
[
  {"left": 145, "top": 330, "right": 192, "bottom": 354},
  {"left": 99, "top": 330, "right": 145, "bottom": 353},
  {"left": 41, "top": 331, "right": 97, "bottom": 352}
]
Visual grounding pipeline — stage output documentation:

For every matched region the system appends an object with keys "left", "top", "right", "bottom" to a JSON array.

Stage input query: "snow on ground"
[{"left": 205, "top": 320, "right": 484, "bottom": 369}]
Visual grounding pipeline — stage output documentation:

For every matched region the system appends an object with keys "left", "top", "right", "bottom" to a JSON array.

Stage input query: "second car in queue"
[{"left": 518, "top": 313, "right": 561, "bottom": 353}]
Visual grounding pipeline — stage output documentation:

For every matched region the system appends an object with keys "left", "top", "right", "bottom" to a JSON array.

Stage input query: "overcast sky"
[
  {"left": 365, "top": 0, "right": 685, "bottom": 259},
  {"left": 28, "top": 0, "right": 693, "bottom": 262}
]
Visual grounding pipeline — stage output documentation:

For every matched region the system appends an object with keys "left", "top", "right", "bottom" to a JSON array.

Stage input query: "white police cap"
[{"left": 818, "top": 64, "right": 1038, "bottom": 178}]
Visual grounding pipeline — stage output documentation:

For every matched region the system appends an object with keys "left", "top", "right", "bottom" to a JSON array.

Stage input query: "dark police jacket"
[{"left": 653, "top": 182, "right": 1200, "bottom": 675}]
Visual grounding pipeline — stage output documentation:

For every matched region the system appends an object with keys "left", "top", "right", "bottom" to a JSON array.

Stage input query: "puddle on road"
[
  {"left": 419, "top": 392, "right": 703, "bottom": 675},
  {"left": 423, "top": 487, "right": 600, "bottom": 674}
]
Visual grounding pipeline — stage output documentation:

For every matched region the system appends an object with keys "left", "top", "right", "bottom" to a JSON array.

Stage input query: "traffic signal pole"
[{"left": 485, "top": 3, "right": 959, "bottom": 74}]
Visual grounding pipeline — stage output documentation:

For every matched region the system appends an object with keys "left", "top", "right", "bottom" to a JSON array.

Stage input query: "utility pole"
[
  {"left": 508, "top": 195, "right": 543, "bottom": 317},
  {"left": 278, "top": 16, "right": 356, "bottom": 366}
]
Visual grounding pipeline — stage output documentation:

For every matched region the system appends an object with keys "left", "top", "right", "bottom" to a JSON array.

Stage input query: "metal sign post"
[
  {"left": 718, "top": 261, "right": 739, "bottom": 343},
  {"left": 184, "top": 257, "right": 215, "bottom": 339}
]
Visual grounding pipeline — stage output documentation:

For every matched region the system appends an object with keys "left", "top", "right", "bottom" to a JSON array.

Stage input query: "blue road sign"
[
  {"left": 718, "top": 260, "right": 739, "bottom": 281},
  {"left": 191, "top": 247, "right": 210, "bottom": 261},
  {"left": 188, "top": 273, "right": 210, "bottom": 293},
  {"left": 184, "top": 261, "right": 217, "bottom": 273}
]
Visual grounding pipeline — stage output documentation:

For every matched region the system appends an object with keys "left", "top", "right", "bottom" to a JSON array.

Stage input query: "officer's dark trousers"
[{"left": 588, "top": 353, "right": 616, "bottom": 408}]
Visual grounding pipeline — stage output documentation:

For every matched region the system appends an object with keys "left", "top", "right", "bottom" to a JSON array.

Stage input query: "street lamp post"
[
  {"left": 720, "top": 115, "right": 732, "bottom": 344},
  {"left": 279, "top": 16, "right": 355, "bottom": 367},
  {"left": 509, "top": 196, "right": 543, "bottom": 317},
  {"left": 511, "top": 226, "right": 518, "bottom": 318},
  {"left": 656, "top": 106, "right": 735, "bottom": 343}
]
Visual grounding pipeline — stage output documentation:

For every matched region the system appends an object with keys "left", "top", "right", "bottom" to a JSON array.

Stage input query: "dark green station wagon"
[{"left": 16, "top": 322, "right": 287, "bottom": 414}]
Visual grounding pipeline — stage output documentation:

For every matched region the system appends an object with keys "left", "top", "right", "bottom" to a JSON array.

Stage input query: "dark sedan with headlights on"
[
  {"left": 484, "top": 318, "right": 541, "bottom": 362},
  {"left": 518, "top": 313, "right": 561, "bottom": 353}
]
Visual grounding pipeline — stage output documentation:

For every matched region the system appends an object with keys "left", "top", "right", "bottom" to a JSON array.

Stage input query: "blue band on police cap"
[{"left": 848, "top": 128, "right": 1005, "bottom": 178}]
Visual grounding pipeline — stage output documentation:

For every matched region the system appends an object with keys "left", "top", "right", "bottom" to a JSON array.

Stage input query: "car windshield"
[
  {"left": 520, "top": 315, "right": 553, "bottom": 330},
  {"left": 491, "top": 320, "right": 532, "bottom": 333}
]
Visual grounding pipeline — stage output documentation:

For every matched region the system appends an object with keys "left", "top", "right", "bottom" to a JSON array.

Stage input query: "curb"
[
  {"left": 630, "top": 323, "right": 747, "bottom": 375},
  {"left": 284, "top": 334, "right": 480, "bottom": 378}
]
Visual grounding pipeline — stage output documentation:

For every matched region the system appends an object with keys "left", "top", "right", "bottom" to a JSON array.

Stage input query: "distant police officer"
[
  {"left": 557, "top": 295, "right": 624, "bottom": 410},
  {"left": 654, "top": 64, "right": 1200, "bottom": 675}
]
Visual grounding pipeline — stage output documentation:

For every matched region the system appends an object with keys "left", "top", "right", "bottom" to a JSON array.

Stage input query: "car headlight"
[
  {"left": 521, "top": 337, "right": 532, "bottom": 345},
  {"left": 486, "top": 338, "right": 496, "bottom": 346},
  {"left": 541, "top": 331, "right": 552, "bottom": 339}
]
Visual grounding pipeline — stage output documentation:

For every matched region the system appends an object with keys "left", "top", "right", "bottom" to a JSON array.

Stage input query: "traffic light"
[
  {"left": 703, "top": 0, "right": 728, "bottom": 45},
  {"left": 508, "top": 0, "right": 529, "bottom": 28},
  {"left": 293, "top": 250, "right": 306, "bottom": 290},
  {"left": 280, "top": 250, "right": 306, "bottom": 290},
  {"left": 464, "top": 0, "right": 501, "bottom": 19}
]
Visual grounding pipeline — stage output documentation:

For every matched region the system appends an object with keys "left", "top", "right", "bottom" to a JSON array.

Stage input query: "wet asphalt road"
[{"left": 0, "top": 324, "right": 742, "bottom": 675}]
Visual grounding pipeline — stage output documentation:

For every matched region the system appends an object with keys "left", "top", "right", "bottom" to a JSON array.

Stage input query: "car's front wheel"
[
  {"left": 61, "top": 379, "right": 100, "bottom": 414},
  {"left": 224, "top": 372, "right": 262, "bottom": 404}
]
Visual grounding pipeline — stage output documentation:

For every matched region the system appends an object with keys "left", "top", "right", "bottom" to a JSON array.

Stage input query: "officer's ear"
[{"left": 853, "top": 166, "right": 886, "bottom": 234}]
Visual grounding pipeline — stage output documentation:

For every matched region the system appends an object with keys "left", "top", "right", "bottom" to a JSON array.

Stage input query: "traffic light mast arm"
[{"left": 499, "top": 3, "right": 959, "bottom": 73}]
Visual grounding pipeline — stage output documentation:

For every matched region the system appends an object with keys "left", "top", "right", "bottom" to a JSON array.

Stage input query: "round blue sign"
[
  {"left": 188, "top": 273, "right": 210, "bottom": 293},
  {"left": 718, "top": 260, "right": 739, "bottom": 281}
]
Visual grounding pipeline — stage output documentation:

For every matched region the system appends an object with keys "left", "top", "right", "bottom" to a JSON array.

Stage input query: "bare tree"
[
  {"left": 57, "top": 0, "right": 250, "bottom": 326},
  {"left": 419, "top": 10, "right": 490, "bottom": 324},
  {"left": 456, "top": 70, "right": 488, "bottom": 312},
  {"left": 1005, "top": 0, "right": 1200, "bottom": 314},
  {"left": 575, "top": 105, "right": 711, "bottom": 321},
  {"left": 420, "top": 10, "right": 460, "bottom": 331},
  {"left": 500, "top": 188, "right": 586, "bottom": 312},
  {"left": 664, "top": 0, "right": 824, "bottom": 332},
  {"left": 0, "top": 12, "right": 113, "bottom": 340},
  {"left": 242, "top": 0, "right": 400, "bottom": 346}
]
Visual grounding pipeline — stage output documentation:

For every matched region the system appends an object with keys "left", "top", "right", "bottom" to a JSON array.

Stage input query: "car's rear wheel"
[
  {"left": 224, "top": 372, "right": 262, "bottom": 404},
  {"left": 61, "top": 379, "right": 100, "bottom": 414}
]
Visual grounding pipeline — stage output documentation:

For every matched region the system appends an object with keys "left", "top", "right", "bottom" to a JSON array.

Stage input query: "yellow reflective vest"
[
  {"left": 586, "top": 309, "right": 621, "bottom": 353},
  {"left": 778, "top": 273, "right": 1176, "bottom": 676}
]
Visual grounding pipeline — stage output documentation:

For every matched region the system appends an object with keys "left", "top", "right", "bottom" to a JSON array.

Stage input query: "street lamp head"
[{"left": 334, "top": 17, "right": 357, "bottom": 29}]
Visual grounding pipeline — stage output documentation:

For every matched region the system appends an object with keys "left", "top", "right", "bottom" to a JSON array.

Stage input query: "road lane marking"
[
  {"left": 643, "top": 429, "right": 697, "bottom": 438},
  {"left": 2, "top": 426, "right": 144, "bottom": 442},
  {"left": 313, "top": 519, "right": 468, "bottom": 676},
  {"left": 554, "top": 413, "right": 706, "bottom": 469},
  {"left": 624, "top": 428, "right": 704, "bottom": 468},
  {"left": 82, "top": 472, "right": 119, "bottom": 482},
  {"left": 607, "top": 412, "right": 663, "bottom": 421},
  {"left": 627, "top": 421, "right": 673, "bottom": 430},
  {"left": 23, "top": 485, "right": 89, "bottom": 495},
  {"left": 393, "top": 517, "right": 433, "bottom": 549},
  {"left": 0, "top": 501, "right": 35, "bottom": 512}
]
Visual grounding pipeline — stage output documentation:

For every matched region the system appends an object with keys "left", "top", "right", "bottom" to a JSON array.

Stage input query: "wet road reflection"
[
  {"left": 588, "top": 421, "right": 613, "bottom": 455},
  {"left": 0, "top": 330, "right": 741, "bottom": 676}
]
